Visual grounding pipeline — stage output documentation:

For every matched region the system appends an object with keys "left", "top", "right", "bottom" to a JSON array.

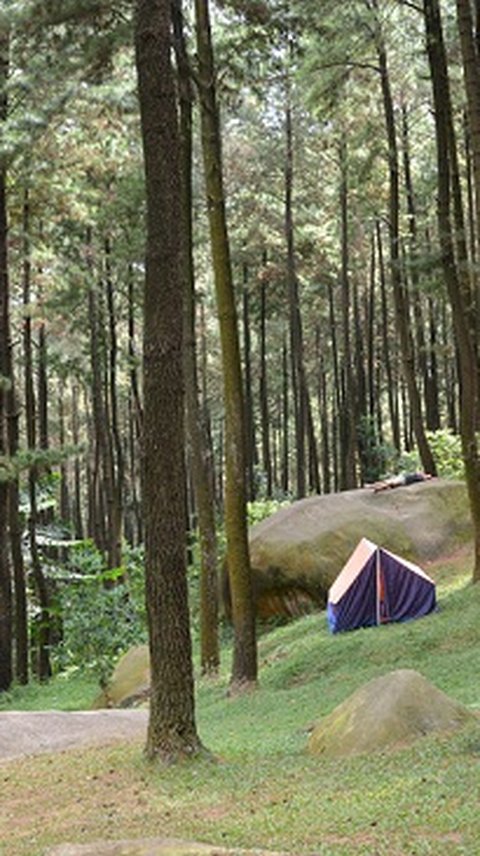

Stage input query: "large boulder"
[
  {"left": 228, "top": 479, "right": 471, "bottom": 620},
  {"left": 92, "top": 645, "right": 150, "bottom": 709},
  {"left": 308, "top": 669, "right": 476, "bottom": 758}
]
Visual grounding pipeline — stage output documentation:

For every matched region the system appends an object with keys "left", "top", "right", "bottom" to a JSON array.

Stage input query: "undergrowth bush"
[
  {"left": 52, "top": 542, "right": 147, "bottom": 686},
  {"left": 391, "top": 429, "right": 465, "bottom": 479},
  {"left": 427, "top": 429, "right": 464, "bottom": 478},
  {"left": 247, "top": 498, "right": 290, "bottom": 525}
]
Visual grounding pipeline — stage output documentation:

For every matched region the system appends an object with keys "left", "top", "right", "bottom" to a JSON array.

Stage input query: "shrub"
[
  {"left": 427, "top": 429, "right": 465, "bottom": 479},
  {"left": 52, "top": 542, "right": 147, "bottom": 686},
  {"left": 387, "top": 430, "right": 465, "bottom": 481},
  {"left": 247, "top": 498, "right": 290, "bottom": 526}
]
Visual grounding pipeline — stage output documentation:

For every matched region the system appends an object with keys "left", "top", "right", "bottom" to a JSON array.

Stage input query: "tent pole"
[{"left": 376, "top": 549, "right": 381, "bottom": 626}]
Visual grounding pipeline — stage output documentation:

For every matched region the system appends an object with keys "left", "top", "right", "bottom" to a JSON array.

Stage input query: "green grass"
[
  {"left": 1, "top": 554, "right": 479, "bottom": 856},
  {"left": 0, "top": 667, "right": 99, "bottom": 712}
]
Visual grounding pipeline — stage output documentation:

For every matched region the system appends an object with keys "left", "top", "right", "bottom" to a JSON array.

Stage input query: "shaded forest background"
[{"left": 0, "top": 0, "right": 479, "bottom": 693}]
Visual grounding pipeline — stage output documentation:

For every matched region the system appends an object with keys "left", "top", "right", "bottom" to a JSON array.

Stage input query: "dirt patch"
[
  {"left": 0, "top": 710, "right": 148, "bottom": 762},
  {"left": 45, "top": 840, "right": 289, "bottom": 855}
]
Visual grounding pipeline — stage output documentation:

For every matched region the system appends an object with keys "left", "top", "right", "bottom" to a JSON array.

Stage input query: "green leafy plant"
[
  {"left": 246, "top": 498, "right": 290, "bottom": 526},
  {"left": 387, "top": 430, "right": 465, "bottom": 480},
  {"left": 52, "top": 542, "right": 147, "bottom": 687},
  {"left": 426, "top": 429, "right": 465, "bottom": 479}
]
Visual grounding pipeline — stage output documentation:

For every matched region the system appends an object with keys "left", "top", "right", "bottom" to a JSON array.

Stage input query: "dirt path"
[
  {"left": 0, "top": 711, "right": 291, "bottom": 855},
  {"left": 0, "top": 709, "right": 148, "bottom": 761}
]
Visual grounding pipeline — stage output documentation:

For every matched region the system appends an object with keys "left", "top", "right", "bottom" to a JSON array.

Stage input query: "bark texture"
[
  {"left": 0, "top": 34, "right": 12, "bottom": 691},
  {"left": 374, "top": 6, "right": 437, "bottom": 477},
  {"left": 172, "top": 0, "right": 219, "bottom": 675},
  {"left": 135, "top": 0, "right": 202, "bottom": 759},
  {"left": 194, "top": 0, "right": 257, "bottom": 687},
  {"left": 424, "top": 0, "right": 480, "bottom": 582}
]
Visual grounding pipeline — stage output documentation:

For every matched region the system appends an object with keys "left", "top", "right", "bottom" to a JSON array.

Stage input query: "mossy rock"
[
  {"left": 92, "top": 645, "right": 150, "bottom": 710},
  {"left": 308, "top": 669, "right": 476, "bottom": 758},
  {"left": 228, "top": 480, "right": 471, "bottom": 620}
]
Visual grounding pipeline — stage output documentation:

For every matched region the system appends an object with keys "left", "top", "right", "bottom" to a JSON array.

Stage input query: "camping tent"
[{"left": 327, "top": 537, "right": 436, "bottom": 633}]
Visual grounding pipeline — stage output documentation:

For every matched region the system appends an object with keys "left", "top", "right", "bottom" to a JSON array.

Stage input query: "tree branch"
[
  {"left": 316, "top": 59, "right": 381, "bottom": 74},
  {"left": 397, "top": 0, "right": 423, "bottom": 14}
]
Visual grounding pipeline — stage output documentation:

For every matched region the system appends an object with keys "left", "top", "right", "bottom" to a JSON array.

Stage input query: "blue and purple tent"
[{"left": 327, "top": 537, "right": 436, "bottom": 633}]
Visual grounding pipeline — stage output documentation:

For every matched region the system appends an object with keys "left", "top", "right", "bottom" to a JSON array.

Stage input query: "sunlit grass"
[
  {"left": 0, "top": 667, "right": 99, "bottom": 712},
  {"left": 1, "top": 549, "right": 479, "bottom": 856}
]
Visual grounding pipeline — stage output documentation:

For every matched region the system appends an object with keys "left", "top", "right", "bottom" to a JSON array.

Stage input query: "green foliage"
[
  {"left": 395, "top": 430, "right": 465, "bottom": 480},
  {"left": 356, "top": 415, "right": 393, "bottom": 482},
  {"left": 426, "top": 429, "right": 465, "bottom": 479},
  {"left": 52, "top": 542, "right": 147, "bottom": 686},
  {"left": 0, "top": 446, "right": 82, "bottom": 486},
  {"left": 0, "top": 454, "right": 16, "bottom": 483},
  {"left": 246, "top": 498, "right": 290, "bottom": 526}
]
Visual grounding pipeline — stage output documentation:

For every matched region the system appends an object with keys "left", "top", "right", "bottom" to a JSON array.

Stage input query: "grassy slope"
[{"left": 1, "top": 550, "right": 479, "bottom": 856}]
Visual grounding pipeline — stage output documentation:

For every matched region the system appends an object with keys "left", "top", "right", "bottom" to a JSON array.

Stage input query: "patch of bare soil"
[
  {"left": 45, "top": 840, "right": 289, "bottom": 855},
  {"left": 0, "top": 709, "right": 148, "bottom": 762}
]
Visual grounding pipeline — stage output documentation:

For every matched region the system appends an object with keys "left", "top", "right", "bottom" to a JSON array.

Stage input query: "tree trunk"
[
  {"left": 316, "top": 326, "right": 331, "bottom": 494},
  {"left": 71, "top": 382, "right": 84, "bottom": 539},
  {"left": 127, "top": 263, "right": 144, "bottom": 436},
  {"left": 242, "top": 263, "right": 256, "bottom": 500},
  {"left": 126, "top": 265, "right": 143, "bottom": 546},
  {"left": 37, "top": 281, "right": 49, "bottom": 457},
  {"left": 305, "top": 388, "right": 320, "bottom": 493},
  {"left": 456, "top": 0, "right": 480, "bottom": 269},
  {"left": 22, "top": 188, "right": 51, "bottom": 680},
  {"left": 7, "top": 358, "right": 28, "bottom": 685},
  {"left": 424, "top": 0, "right": 480, "bottom": 582},
  {"left": 104, "top": 238, "right": 123, "bottom": 570},
  {"left": 353, "top": 276, "right": 369, "bottom": 483},
  {"left": 367, "top": 231, "right": 376, "bottom": 424},
  {"left": 476, "top": 0, "right": 480, "bottom": 56},
  {"left": 374, "top": 14, "right": 436, "bottom": 475},
  {"left": 327, "top": 276, "right": 341, "bottom": 489},
  {"left": 1, "top": 56, "right": 27, "bottom": 686},
  {"left": 339, "top": 135, "right": 357, "bottom": 488},
  {"left": 0, "top": 31, "right": 12, "bottom": 690},
  {"left": 281, "top": 335, "right": 289, "bottom": 494},
  {"left": 259, "top": 268, "right": 272, "bottom": 497},
  {"left": 58, "top": 378, "right": 71, "bottom": 524},
  {"left": 88, "top": 235, "right": 120, "bottom": 572},
  {"left": 194, "top": 0, "right": 257, "bottom": 688},
  {"left": 376, "top": 220, "right": 401, "bottom": 453},
  {"left": 285, "top": 80, "right": 307, "bottom": 499},
  {"left": 464, "top": 112, "right": 478, "bottom": 295},
  {"left": 135, "top": 0, "right": 202, "bottom": 760},
  {"left": 172, "top": 0, "right": 219, "bottom": 675},
  {"left": 402, "top": 104, "right": 435, "bottom": 429}
]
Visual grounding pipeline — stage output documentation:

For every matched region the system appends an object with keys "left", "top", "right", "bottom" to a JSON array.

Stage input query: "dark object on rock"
[{"left": 369, "top": 471, "right": 433, "bottom": 492}]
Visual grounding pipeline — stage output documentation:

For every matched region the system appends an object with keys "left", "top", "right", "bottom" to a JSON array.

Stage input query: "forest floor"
[{"left": 0, "top": 546, "right": 479, "bottom": 856}]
